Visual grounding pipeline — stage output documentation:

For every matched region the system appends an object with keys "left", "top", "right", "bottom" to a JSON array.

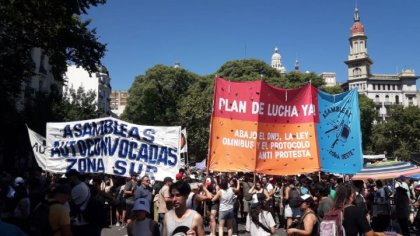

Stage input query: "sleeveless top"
[
  {"left": 219, "top": 188, "right": 235, "bottom": 212},
  {"left": 166, "top": 209, "right": 197, "bottom": 236},
  {"left": 296, "top": 211, "right": 318, "bottom": 236},
  {"left": 130, "top": 218, "right": 153, "bottom": 236},
  {"left": 252, "top": 189, "right": 263, "bottom": 204},
  {"left": 186, "top": 192, "right": 196, "bottom": 210}
]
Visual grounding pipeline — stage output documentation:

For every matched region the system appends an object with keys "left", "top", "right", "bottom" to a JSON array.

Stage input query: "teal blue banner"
[{"left": 316, "top": 89, "right": 363, "bottom": 174}]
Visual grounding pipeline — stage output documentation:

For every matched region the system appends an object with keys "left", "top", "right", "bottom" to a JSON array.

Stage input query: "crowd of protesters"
[{"left": 2, "top": 167, "right": 420, "bottom": 236}]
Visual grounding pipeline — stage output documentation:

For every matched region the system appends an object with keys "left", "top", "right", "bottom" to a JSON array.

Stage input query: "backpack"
[
  {"left": 319, "top": 208, "right": 346, "bottom": 236},
  {"left": 29, "top": 200, "right": 61, "bottom": 236},
  {"left": 288, "top": 187, "right": 301, "bottom": 208}
]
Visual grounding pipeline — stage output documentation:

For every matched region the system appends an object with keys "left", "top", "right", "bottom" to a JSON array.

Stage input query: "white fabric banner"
[
  {"left": 43, "top": 117, "right": 181, "bottom": 180},
  {"left": 27, "top": 127, "right": 48, "bottom": 171}
]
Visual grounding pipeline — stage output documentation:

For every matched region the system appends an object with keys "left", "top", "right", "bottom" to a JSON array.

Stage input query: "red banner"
[{"left": 208, "top": 78, "right": 320, "bottom": 175}]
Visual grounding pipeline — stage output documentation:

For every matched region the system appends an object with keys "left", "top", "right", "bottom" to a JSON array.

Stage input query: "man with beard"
[{"left": 162, "top": 180, "right": 205, "bottom": 236}]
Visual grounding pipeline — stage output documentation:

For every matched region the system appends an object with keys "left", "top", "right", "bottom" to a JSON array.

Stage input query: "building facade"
[
  {"left": 64, "top": 65, "right": 112, "bottom": 114},
  {"left": 16, "top": 48, "right": 60, "bottom": 111},
  {"left": 110, "top": 90, "right": 129, "bottom": 117},
  {"left": 320, "top": 72, "right": 337, "bottom": 87},
  {"left": 344, "top": 8, "right": 419, "bottom": 121}
]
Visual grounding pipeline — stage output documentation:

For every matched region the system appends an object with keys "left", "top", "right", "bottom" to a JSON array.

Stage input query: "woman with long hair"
[
  {"left": 334, "top": 183, "right": 374, "bottom": 236},
  {"left": 211, "top": 177, "right": 240, "bottom": 236},
  {"left": 246, "top": 192, "right": 276, "bottom": 236}
]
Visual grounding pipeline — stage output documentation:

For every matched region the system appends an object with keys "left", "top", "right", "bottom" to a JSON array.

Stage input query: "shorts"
[
  {"left": 284, "top": 204, "right": 301, "bottom": 218},
  {"left": 211, "top": 202, "right": 219, "bottom": 211},
  {"left": 125, "top": 198, "right": 134, "bottom": 218},
  {"left": 219, "top": 209, "right": 234, "bottom": 220}
]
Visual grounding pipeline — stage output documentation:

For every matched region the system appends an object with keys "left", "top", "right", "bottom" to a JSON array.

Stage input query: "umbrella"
[
  {"left": 403, "top": 174, "right": 420, "bottom": 181},
  {"left": 352, "top": 161, "right": 420, "bottom": 180}
]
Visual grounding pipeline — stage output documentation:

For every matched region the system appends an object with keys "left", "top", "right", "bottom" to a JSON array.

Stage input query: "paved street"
[{"left": 101, "top": 221, "right": 287, "bottom": 236}]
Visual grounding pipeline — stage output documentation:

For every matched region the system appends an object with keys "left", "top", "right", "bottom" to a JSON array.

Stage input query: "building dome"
[
  {"left": 97, "top": 64, "right": 109, "bottom": 75},
  {"left": 271, "top": 47, "right": 282, "bottom": 60},
  {"left": 351, "top": 21, "right": 365, "bottom": 34}
]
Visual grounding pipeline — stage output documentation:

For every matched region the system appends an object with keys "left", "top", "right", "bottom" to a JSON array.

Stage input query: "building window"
[
  {"left": 408, "top": 97, "right": 413, "bottom": 105},
  {"left": 385, "top": 95, "right": 389, "bottom": 103},
  {"left": 395, "top": 95, "right": 399, "bottom": 104},
  {"left": 387, "top": 84, "right": 390, "bottom": 90},
  {"left": 375, "top": 95, "right": 380, "bottom": 102}
]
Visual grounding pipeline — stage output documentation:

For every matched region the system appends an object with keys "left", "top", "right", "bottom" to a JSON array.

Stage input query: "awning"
[{"left": 352, "top": 161, "right": 420, "bottom": 180}]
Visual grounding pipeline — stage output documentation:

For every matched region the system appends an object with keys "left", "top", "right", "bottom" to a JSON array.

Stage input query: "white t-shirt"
[{"left": 246, "top": 210, "right": 275, "bottom": 236}]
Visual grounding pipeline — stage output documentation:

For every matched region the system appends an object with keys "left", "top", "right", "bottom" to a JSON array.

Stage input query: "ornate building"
[
  {"left": 343, "top": 8, "right": 419, "bottom": 121},
  {"left": 271, "top": 47, "right": 286, "bottom": 74}
]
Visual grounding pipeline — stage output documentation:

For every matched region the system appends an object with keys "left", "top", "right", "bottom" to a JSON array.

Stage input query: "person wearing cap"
[
  {"left": 46, "top": 184, "right": 73, "bottom": 236},
  {"left": 186, "top": 182, "right": 212, "bottom": 214},
  {"left": 158, "top": 177, "right": 173, "bottom": 223},
  {"left": 65, "top": 170, "right": 93, "bottom": 235},
  {"left": 162, "top": 180, "right": 205, "bottom": 236},
  {"left": 286, "top": 194, "right": 318, "bottom": 236},
  {"left": 127, "top": 198, "right": 159, "bottom": 236}
]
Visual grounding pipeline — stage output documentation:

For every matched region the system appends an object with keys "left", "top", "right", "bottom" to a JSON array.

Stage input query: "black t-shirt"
[{"left": 343, "top": 205, "right": 372, "bottom": 236}]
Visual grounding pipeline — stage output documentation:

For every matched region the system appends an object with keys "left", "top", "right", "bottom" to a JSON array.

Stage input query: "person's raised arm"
[
  {"left": 211, "top": 190, "right": 221, "bottom": 202},
  {"left": 232, "top": 179, "right": 241, "bottom": 193}
]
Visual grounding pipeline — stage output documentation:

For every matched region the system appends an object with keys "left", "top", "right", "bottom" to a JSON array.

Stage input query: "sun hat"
[{"left": 132, "top": 198, "right": 150, "bottom": 214}]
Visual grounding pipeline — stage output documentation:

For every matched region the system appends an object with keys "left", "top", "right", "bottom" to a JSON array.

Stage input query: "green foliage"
[
  {"left": 0, "top": 0, "right": 106, "bottom": 168},
  {"left": 358, "top": 94, "right": 377, "bottom": 151},
  {"left": 178, "top": 76, "right": 214, "bottom": 161},
  {"left": 216, "top": 59, "right": 281, "bottom": 81},
  {"left": 53, "top": 87, "right": 107, "bottom": 122},
  {"left": 0, "top": 0, "right": 106, "bottom": 102},
  {"left": 371, "top": 106, "right": 420, "bottom": 160},
  {"left": 320, "top": 85, "right": 344, "bottom": 94},
  {"left": 122, "top": 65, "right": 198, "bottom": 126}
]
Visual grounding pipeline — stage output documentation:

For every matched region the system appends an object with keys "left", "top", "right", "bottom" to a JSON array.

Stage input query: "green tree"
[
  {"left": 371, "top": 106, "right": 420, "bottom": 160},
  {"left": 0, "top": 0, "right": 106, "bottom": 101},
  {"left": 178, "top": 76, "right": 214, "bottom": 161},
  {"left": 53, "top": 87, "right": 107, "bottom": 122},
  {"left": 122, "top": 65, "right": 198, "bottom": 126},
  {"left": 358, "top": 94, "right": 377, "bottom": 151},
  {"left": 0, "top": 0, "right": 106, "bottom": 168},
  {"left": 320, "top": 85, "right": 344, "bottom": 94},
  {"left": 216, "top": 59, "right": 281, "bottom": 82}
]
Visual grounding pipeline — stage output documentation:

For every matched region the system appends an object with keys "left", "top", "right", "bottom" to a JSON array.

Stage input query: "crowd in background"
[{"left": 1, "top": 167, "right": 420, "bottom": 236}]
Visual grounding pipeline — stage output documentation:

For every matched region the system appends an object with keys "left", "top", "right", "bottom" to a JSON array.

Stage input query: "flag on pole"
[
  {"left": 180, "top": 128, "right": 188, "bottom": 153},
  {"left": 27, "top": 126, "right": 48, "bottom": 171}
]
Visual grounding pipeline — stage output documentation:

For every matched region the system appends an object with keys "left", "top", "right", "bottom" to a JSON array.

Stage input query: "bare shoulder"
[{"left": 192, "top": 210, "right": 203, "bottom": 225}]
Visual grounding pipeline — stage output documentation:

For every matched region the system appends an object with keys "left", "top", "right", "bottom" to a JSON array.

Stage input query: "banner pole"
[{"left": 206, "top": 76, "right": 218, "bottom": 174}]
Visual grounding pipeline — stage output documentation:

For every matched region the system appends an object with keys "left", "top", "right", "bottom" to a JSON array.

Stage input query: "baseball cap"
[
  {"left": 300, "top": 194, "right": 314, "bottom": 204},
  {"left": 14, "top": 177, "right": 25, "bottom": 186},
  {"left": 190, "top": 183, "right": 199, "bottom": 190},
  {"left": 132, "top": 198, "right": 150, "bottom": 214}
]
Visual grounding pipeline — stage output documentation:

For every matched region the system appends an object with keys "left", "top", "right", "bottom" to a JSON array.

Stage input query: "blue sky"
[{"left": 86, "top": 0, "right": 420, "bottom": 90}]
